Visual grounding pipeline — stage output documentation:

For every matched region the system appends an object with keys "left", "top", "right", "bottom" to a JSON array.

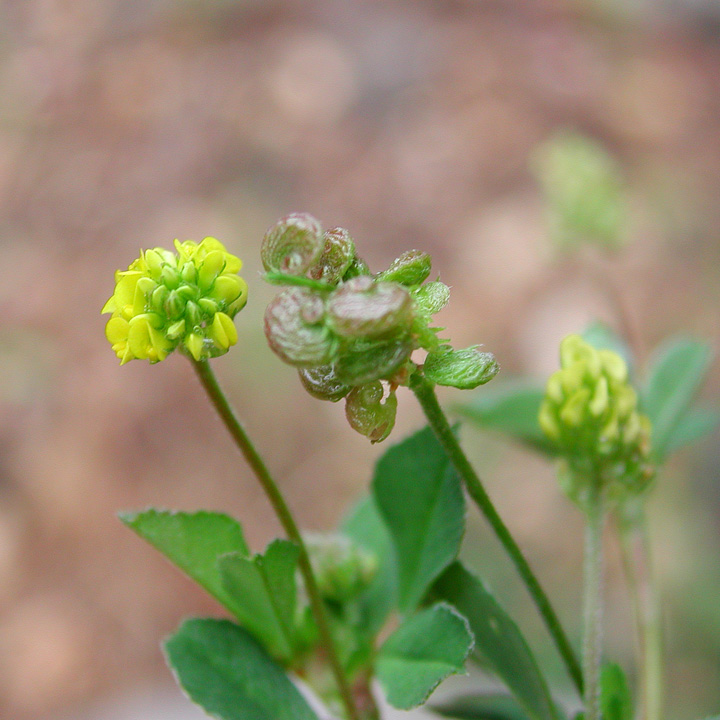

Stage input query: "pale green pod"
[
  {"left": 307, "top": 227, "right": 356, "bottom": 285},
  {"left": 345, "top": 382, "right": 398, "bottom": 443},
  {"left": 261, "top": 212, "right": 325, "bottom": 276},
  {"left": 298, "top": 365, "right": 352, "bottom": 402},
  {"left": 424, "top": 347, "right": 499, "bottom": 390},
  {"left": 376, "top": 249, "right": 432, "bottom": 286},
  {"left": 327, "top": 276, "right": 414, "bottom": 340},
  {"left": 264, "top": 287, "right": 336, "bottom": 367}
]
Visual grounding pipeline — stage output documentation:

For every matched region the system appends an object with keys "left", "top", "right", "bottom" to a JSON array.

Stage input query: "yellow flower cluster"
[
  {"left": 102, "top": 238, "right": 247, "bottom": 364},
  {"left": 539, "top": 334, "right": 653, "bottom": 500}
]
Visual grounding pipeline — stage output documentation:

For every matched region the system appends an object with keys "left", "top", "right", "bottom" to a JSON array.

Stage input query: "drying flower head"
[{"left": 102, "top": 237, "right": 247, "bottom": 364}]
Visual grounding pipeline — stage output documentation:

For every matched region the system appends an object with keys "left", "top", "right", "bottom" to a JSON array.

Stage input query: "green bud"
[
  {"left": 181, "top": 261, "right": 198, "bottom": 285},
  {"left": 198, "top": 297, "right": 219, "bottom": 315},
  {"left": 150, "top": 285, "right": 169, "bottom": 314},
  {"left": 539, "top": 334, "right": 654, "bottom": 506},
  {"left": 304, "top": 533, "right": 378, "bottom": 603},
  {"left": 345, "top": 382, "right": 397, "bottom": 443},
  {"left": 261, "top": 213, "right": 325, "bottom": 276},
  {"left": 160, "top": 264, "right": 181, "bottom": 289},
  {"left": 413, "top": 281, "right": 450, "bottom": 316},
  {"left": 307, "top": 227, "right": 356, "bottom": 285},
  {"left": 424, "top": 347, "right": 500, "bottom": 389},
  {"left": 327, "top": 276, "right": 414, "bottom": 340},
  {"left": 185, "top": 301, "right": 202, "bottom": 329},
  {"left": 298, "top": 365, "right": 351, "bottom": 402},
  {"left": 264, "top": 288, "right": 336, "bottom": 367},
  {"left": 334, "top": 336, "right": 413, "bottom": 385},
  {"left": 376, "top": 249, "right": 432, "bottom": 286}
]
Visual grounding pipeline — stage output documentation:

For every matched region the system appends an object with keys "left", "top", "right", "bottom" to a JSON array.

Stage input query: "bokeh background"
[{"left": 1, "top": 1, "right": 719, "bottom": 718}]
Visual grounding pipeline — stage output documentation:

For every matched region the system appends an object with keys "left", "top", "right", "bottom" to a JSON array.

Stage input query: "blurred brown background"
[{"left": 0, "top": 1, "right": 719, "bottom": 718}]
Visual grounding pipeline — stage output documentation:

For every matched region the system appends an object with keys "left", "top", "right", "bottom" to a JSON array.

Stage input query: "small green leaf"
[
  {"left": 376, "top": 603, "right": 473, "bottom": 710},
  {"left": 432, "top": 692, "right": 533, "bottom": 720},
  {"left": 454, "top": 381, "right": 557, "bottom": 455},
  {"left": 120, "top": 509, "right": 248, "bottom": 615},
  {"left": 341, "top": 495, "right": 398, "bottom": 638},
  {"left": 165, "top": 618, "right": 320, "bottom": 720},
  {"left": 433, "top": 563, "right": 559, "bottom": 720},
  {"left": 641, "top": 338, "right": 713, "bottom": 461},
  {"left": 663, "top": 406, "right": 720, "bottom": 455},
  {"left": 218, "top": 540, "right": 300, "bottom": 662},
  {"left": 372, "top": 426, "right": 465, "bottom": 612},
  {"left": 600, "top": 663, "right": 632, "bottom": 720}
]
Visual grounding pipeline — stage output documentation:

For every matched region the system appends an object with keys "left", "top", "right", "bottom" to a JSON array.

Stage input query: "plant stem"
[
  {"left": 409, "top": 372, "right": 584, "bottom": 696},
  {"left": 192, "top": 359, "right": 362, "bottom": 720},
  {"left": 618, "top": 503, "right": 662, "bottom": 720},
  {"left": 582, "top": 486, "right": 604, "bottom": 720}
]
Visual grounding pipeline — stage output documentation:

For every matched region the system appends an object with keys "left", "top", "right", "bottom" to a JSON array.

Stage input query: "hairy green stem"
[
  {"left": 409, "top": 372, "right": 584, "bottom": 696},
  {"left": 192, "top": 360, "right": 362, "bottom": 720},
  {"left": 618, "top": 504, "right": 662, "bottom": 720},
  {"left": 582, "top": 487, "right": 604, "bottom": 720}
]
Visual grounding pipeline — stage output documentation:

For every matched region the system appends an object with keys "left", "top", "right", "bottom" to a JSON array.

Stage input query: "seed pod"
[
  {"left": 307, "top": 228, "right": 356, "bottom": 285},
  {"left": 345, "top": 382, "right": 398, "bottom": 443},
  {"left": 376, "top": 249, "right": 432, "bottom": 286},
  {"left": 334, "top": 336, "right": 414, "bottom": 385},
  {"left": 261, "top": 213, "right": 325, "bottom": 276},
  {"left": 413, "top": 281, "right": 450, "bottom": 316},
  {"left": 424, "top": 347, "right": 500, "bottom": 389},
  {"left": 327, "top": 276, "right": 414, "bottom": 340},
  {"left": 264, "top": 287, "right": 336, "bottom": 367},
  {"left": 342, "top": 255, "right": 371, "bottom": 280},
  {"left": 298, "top": 365, "right": 352, "bottom": 402}
]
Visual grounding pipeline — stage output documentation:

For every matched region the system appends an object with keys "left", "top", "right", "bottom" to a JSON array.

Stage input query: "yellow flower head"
[
  {"left": 539, "top": 334, "right": 653, "bottom": 503},
  {"left": 102, "top": 238, "right": 248, "bottom": 364}
]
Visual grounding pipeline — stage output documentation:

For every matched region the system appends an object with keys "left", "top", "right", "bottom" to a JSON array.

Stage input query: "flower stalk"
[
  {"left": 191, "top": 359, "right": 362, "bottom": 720},
  {"left": 582, "top": 484, "right": 604, "bottom": 720},
  {"left": 618, "top": 504, "right": 662, "bottom": 720},
  {"left": 409, "top": 370, "right": 584, "bottom": 696}
]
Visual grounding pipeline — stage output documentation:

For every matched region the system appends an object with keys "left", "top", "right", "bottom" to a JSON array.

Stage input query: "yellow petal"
[
  {"left": 106, "top": 316, "right": 130, "bottom": 344},
  {"left": 185, "top": 332, "right": 204, "bottom": 361}
]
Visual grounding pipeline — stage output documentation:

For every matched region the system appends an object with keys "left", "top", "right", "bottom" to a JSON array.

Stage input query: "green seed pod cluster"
[
  {"left": 539, "top": 334, "right": 654, "bottom": 507},
  {"left": 262, "top": 213, "right": 498, "bottom": 441}
]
